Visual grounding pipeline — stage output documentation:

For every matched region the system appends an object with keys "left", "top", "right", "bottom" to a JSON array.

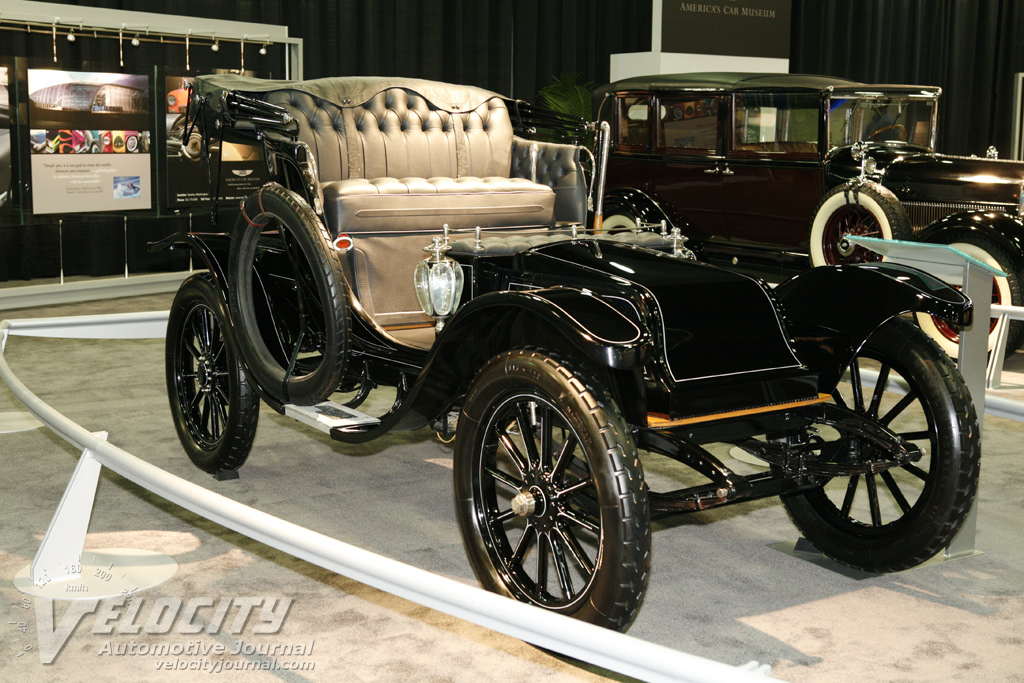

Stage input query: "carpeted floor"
[{"left": 1, "top": 292, "right": 1022, "bottom": 683}]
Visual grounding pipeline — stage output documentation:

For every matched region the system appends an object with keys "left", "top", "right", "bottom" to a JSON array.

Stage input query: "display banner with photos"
[
  {"left": 27, "top": 69, "right": 152, "bottom": 214},
  {"left": 0, "top": 65, "right": 12, "bottom": 212},
  {"left": 163, "top": 71, "right": 266, "bottom": 208},
  {"left": 663, "top": 1, "right": 791, "bottom": 58}
]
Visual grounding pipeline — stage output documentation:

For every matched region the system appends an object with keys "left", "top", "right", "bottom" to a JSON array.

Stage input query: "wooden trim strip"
[{"left": 647, "top": 393, "right": 831, "bottom": 429}]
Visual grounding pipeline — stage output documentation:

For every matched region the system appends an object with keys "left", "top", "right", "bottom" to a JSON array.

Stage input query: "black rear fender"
[
  {"left": 775, "top": 263, "right": 972, "bottom": 391},
  {"left": 153, "top": 232, "right": 292, "bottom": 412},
  {"left": 150, "top": 232, "right": 231, "bottom": 292}
]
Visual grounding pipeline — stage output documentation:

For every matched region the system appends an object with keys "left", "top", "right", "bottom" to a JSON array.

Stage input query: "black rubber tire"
[
  {"left": 913, "top": 233, "right": 1024, "bottom": 357},
  {"left": 809, "top": 182, "right": 913, "bottom": 266},
  {"left": 454, "top": 349, "right": 651, "bottom": 631},
  {"left": 228, "top": 184, "right": 349, "bottom": 405},
  {"left": 166, "top": 273, "right": 260, "bottom": 474},
  {"left": 781, "top": 317, "right": 980, "bottom": 572}
]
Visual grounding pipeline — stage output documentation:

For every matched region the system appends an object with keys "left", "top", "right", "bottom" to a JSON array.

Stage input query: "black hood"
[
  {"left": 828, "top": 143, "right": 1024, "bottom": 205},
  {"left": 520, "top": 240, "right": 804, "bottom": 384}
]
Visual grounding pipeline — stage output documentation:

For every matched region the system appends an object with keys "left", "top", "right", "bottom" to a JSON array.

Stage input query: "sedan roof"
[{"left": 595, "top": 72, "right": 940, "bottom": 97}]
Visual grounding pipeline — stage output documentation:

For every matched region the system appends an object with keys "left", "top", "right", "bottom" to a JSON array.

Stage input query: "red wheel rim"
[{"left": 821, "top": 205, "right": 885, "bottom": 265}]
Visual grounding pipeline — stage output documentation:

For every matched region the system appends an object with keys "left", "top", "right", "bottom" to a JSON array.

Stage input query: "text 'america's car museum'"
[{"left": 1, "top": 2, "right": 1022, "bottom": 682}]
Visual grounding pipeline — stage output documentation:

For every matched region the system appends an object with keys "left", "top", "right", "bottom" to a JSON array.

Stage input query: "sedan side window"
[
  {"left": 733, "top": 93, "right": 818, "bottom": 157},
  {"left": 657, "top": 97, "right": 720, "bottom": 154},
  {"left": 616, "top": 95, "right": 650, "bottom": 149}
]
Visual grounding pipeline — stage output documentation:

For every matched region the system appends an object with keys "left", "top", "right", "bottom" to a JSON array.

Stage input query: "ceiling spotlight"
[
  {"left": 211, "top": 39, "right": 219, "bottom": 52},
  {"left": 259, "top": 43, "right": 267, "bottom": 56},
  {"left": 131, "top": 34, "right": 140, "bottom": 47},
  {"left": 67, "top": 29, "right": 75, "bottom": 42}
]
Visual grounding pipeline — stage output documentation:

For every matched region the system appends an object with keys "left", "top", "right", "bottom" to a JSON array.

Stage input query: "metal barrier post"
[{"left": 29, "top": 436, "right": 105, "bottom": 587}]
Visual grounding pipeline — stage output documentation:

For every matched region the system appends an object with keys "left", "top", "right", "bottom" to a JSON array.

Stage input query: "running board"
[{"left": 283, "top": 401, "right": 381, "bottom": 435}]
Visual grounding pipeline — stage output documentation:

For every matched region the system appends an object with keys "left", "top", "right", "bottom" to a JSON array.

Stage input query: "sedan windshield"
[{"left": 828, "top": 96, "right": 937, "bottom": 150}]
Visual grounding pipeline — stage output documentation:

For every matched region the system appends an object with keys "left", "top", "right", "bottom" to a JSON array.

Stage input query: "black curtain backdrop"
[
  {"left": 8, "top": 0, "right": 1024, "bottom": 281},
  {"left": 791, "top": 0, "right": 1024, "bottom": 157},
  {"left": 28, "top": 0, "right": 1024, "bottom": 155},
  {"left": 14, "top": 0, "right": 1024, "bottom": 149},
  {"left": 22, "top": 0, "right": 652, "bottom": 103}
]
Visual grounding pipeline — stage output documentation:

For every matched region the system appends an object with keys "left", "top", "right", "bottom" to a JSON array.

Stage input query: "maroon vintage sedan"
[{"left": 594, "top": 72, "right": 1024, "bottom": 354}]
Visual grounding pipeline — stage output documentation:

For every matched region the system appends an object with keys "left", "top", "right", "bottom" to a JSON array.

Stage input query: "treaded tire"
[
  {"left": 166, "top": 273, "right": 260, "bottom": 474},
  {"left": 781, "top": 317, "right": 980, "bottom": 572},
  {"left": 810, "top": 182, "right": 912, "bottom": 266},
  {"left": 228, "top": 184, "right": 349, "bottom": 405},
  {"left": 913, "top": 234, "right": 1024, "bottom": 357},
  {"left": 454, "top": 348, "right": 651, "bottom": 631}
]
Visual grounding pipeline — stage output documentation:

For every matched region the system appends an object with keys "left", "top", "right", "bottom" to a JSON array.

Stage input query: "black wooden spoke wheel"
[
  {"left": 166, "top": 273, "right": 259, "bottom": 473},
  {"left": 455, "top": 349, "right": 650, "bottom": 631},
  {"left": 228, "top": 184, "right": 349, "bottom": 405},
  {"left": 781, "top": 318, "right": 980, "bottom": 572}
]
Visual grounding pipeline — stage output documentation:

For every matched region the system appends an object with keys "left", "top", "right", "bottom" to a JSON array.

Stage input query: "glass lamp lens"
[
  {"left": 429, "top": 262, "right": 456, "bottom": 316},
  {"left": 413, "top": 260, "right": 434, "bottom": 316}
]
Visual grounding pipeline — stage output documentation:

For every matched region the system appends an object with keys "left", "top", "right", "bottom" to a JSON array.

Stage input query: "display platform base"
[
  {"left": 13, "top": 548, "right": 177, "bottom": 601},
  {"left": 770, "top": 537, "right": 983, "bottom": 579},
  {"left": 728, "top": 446, "right": 767, "bottom": 467},
  {"left": 0, "top": 411, "right": 43, "bottom": 434}
]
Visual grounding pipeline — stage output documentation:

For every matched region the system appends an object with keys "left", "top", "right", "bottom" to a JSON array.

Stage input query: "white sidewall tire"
[
  {"left": 600, "top": 212, "right": 638, "bottom": 233},
  {"left": 810, "top": 188, "right": 898, "bottom": 267},
  {"left": 914, "top": 241, "right": 1012, "bottom": 355}
]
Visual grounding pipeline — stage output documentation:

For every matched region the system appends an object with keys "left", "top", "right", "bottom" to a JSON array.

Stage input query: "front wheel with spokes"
[
  {"left": 454, "top": 349, "right": 650, "bottom": 631},
  {"left": 781, "top": 317, "right": 980, "bottom": 572}
]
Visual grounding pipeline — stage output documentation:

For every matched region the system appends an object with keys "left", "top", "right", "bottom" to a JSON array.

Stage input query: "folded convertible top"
[{"left": 191, "top": 74, "right": 506, "bottom": 114}]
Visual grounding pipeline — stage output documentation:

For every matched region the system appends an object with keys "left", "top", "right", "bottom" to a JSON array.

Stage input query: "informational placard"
[
  {"left": 163, "top": 72, "right": 265, "bottom": 208},
  {"left": 0, "top": 65, "right": 11, "bottom": 211},
  {"left": 662, "top": 0, "right": 792, "bottom": 58},
  {"left": 27, "top": 69, "right": 152, "bottom": 214}
]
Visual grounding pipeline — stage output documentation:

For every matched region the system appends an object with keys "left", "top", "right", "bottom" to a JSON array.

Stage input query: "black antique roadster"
[{"left": 157, "top": 75, "right": 980, "bottom": 631}]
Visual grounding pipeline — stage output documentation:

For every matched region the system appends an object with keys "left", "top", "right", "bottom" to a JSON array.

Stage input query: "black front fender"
[
  {"left": 775, "top": 263, "right": 972, "bottom": 391},
  {"left": 434, "top": 287, "right": 649, "bottom": 377},
  {"left": 918, "top": 211, "right": 1024, "bottom": 270},
  {"left": 343, "top": 287, "right": 651, "bottom": 440}
]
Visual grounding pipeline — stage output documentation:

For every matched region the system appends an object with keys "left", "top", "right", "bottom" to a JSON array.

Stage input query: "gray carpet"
[{"left": 1, "top": 293, "right": 1022, "bottom": 682}]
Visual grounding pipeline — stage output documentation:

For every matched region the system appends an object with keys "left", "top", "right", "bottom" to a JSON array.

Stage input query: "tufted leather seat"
[
  {"left": 263, "top": 83, "right": 581, "bottom": 235},
  {"left": 253, "top": 77, "right": 588, "bottom": 331},
  {"left": 324, "top": 176, "right": 554, "bottom": 232}
]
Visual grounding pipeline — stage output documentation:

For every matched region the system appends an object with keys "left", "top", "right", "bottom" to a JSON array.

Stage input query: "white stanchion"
[
  {"left": 986, "top": 304, "right": 1024, "bottom": 390},
  {"left": 0, "top": 315, "right": 774, "bottom": 683}
]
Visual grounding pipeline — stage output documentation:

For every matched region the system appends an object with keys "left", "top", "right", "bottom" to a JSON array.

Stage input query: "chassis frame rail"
[{"left": 0, "top": 312, "right": 774, "bottom": 683}]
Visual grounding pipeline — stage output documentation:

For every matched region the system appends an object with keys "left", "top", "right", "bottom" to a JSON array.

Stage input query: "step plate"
[{"left": 283, "top": 401, "right": 381, "bottom": 435}]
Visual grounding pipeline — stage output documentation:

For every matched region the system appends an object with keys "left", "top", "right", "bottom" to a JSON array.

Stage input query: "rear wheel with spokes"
[
  {"left": 781, "top": 317, "right": 980, "bottom": 572},
  {"left": 454, "top": 349, "right": 650, "bottom": 631},
  {"left": 166, "top": 273, "right": 259, "bottom": 473}
]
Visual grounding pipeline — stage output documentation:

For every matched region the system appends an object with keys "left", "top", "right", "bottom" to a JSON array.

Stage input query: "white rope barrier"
[{"left": 0, "top": 314, "right": 774, "bottom": 683}]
